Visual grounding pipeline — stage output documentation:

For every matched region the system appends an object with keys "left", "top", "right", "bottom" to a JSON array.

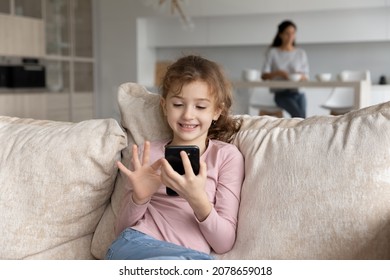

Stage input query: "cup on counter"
[
  {"left": 242, "top": 69, "right": 261, "bottom": 81},
  {"left": 315, "top": 73, "right": 332, "bottom": 82}
]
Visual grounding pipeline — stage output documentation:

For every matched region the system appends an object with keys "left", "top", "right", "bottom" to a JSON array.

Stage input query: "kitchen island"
[{"left": 233, "top": 80, "right": 372, "bottom": 110}]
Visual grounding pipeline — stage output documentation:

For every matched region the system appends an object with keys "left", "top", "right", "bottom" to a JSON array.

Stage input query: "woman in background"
[{"left": 261, "top": 20, "right": 309, "bottom": 118}]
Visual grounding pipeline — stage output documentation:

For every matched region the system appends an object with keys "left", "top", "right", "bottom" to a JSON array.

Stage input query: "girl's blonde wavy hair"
[{"left": 160, "top": 55, "right": 242, "bottom": 143}]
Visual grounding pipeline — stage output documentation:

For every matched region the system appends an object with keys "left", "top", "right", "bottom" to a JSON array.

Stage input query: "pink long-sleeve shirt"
[{"left": 115, "top": 139, "right": 245, "bottom": 254}]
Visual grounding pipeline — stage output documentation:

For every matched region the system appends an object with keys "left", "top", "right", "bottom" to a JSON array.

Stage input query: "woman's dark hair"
[
  {"left": 271, "top": 20, "right": 297, "bottom": 47},
  {"left": 160, "top": 54, "right": 242, "bottom": 143}
]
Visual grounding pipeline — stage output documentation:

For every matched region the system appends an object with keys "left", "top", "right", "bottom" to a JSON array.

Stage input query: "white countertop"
[{"left": 232, "top": 80, "right": 369, "bottom": 89}]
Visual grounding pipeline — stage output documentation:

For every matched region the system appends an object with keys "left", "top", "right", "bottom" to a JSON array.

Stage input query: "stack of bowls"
[
  {"left": 288, "top": 73, "right": 302, "bottom": 81},
  {"left": 316, "top": 73, "right": 332, "bottom": 82}
]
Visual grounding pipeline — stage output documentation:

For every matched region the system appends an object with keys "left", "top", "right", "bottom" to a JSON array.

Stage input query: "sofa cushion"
[
  {"left": 218, "top": 103, "right": 390, "bottom": 259},
  {"left": 0, "top": 117, "right": 127, "bottom": 259},
  {"left": 92, "top": 82, "right": 390, "bottom": 259}
]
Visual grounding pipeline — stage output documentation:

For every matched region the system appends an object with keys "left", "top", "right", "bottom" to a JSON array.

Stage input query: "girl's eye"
[
  {"left": 173, "top": 103, "right": 183, "bottom": 107},
  {"left": 196, "top": 106, "right": 207, "bottom": 110}
]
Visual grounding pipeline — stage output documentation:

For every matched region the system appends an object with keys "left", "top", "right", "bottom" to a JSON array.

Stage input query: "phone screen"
[{"left": 164, "top": 145, "right": 200, "bottom": 196}]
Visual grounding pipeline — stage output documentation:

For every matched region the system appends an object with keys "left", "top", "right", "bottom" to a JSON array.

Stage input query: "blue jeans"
[
  {"left": 105, "top": 228, "right": 214, "bottom": 260},
  {"left": 274, "top": 90, "right": 307, "bottom": 118}
]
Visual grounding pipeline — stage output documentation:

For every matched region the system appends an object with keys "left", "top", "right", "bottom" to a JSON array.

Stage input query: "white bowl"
[
  {"left": 242, "top": 69, "right": 260, "bottom": 81},
  {"left": 288, "top": 73, "right": 302, "bottom": 81},
  {"left": 316, "top": 73, "right": 332, "bottom": 82},
  {"left": 338, "top": 72, "right": 350, "bottom": 81}
]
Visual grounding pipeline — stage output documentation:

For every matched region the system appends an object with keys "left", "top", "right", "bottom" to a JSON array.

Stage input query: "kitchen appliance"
[
  {"left": 6, "top": 58, "right": 46, "bottom": 88},
  {"left": 0, "top": 66, "right": 9, "bottom": 87}
]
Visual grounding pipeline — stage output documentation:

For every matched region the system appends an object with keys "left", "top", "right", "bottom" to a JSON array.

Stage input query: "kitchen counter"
[{"left": 233, "top": 80, "right": 371, "bottom": 110}]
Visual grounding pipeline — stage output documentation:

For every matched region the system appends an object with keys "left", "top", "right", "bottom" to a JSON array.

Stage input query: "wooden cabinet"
[
  {"left": 0, "top": 0, "right": 10, "bottom": 13},
  {"left": 71, "top": 93, "right": 94, "bottom": 122},
  {"left": 73, "top": 0, "right": 93, "bottom": 58},
  {"left": 45, "top": 0, "right": 95, "bottom": 121},
  {"left": 46, "top": 93, "right": 70, "bottom": 121},
  {"left": 45, "top": 0, "right": 71, "bottom": 56},
  {"left": 0, "top": 0, "right": 95, "bottom": 122},
  {"left": 0, "top": 0, "right": 44, "bottom": 57},
  {"left": 0, "top": 92, "right": 47, "bottom": 120},
  {"left": 14, "top": 0, "right": 42, "bottom": 18},
  {"left": 0, "top": 14, "right": 44, "bottom": 57}
]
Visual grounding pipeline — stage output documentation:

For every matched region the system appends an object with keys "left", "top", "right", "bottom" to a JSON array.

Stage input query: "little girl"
[{"left": 105, "top": 55, "right": 245, "bottom": 260}]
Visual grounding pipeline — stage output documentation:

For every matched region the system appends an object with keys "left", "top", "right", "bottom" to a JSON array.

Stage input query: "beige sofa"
[{"left": 1, "top": 82, "right": 390, "bottom": 260}]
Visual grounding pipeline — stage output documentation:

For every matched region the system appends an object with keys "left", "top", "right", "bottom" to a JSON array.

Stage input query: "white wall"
[
  {"left": 173, "top": 0, "right": 388, "bottom": 16},
  {"left": 147, "top": 8, "right": 390, "bottom": 47},
  {"left": 93, "top": 0, "right": 157, "bottom": 120}
]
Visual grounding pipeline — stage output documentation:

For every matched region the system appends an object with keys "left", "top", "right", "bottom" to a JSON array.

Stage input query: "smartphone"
[{"left": 164, "top": 145, "right": 200, "bottom": 196}]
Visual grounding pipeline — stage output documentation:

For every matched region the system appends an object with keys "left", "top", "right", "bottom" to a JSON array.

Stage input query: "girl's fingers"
[
  {"left": 180, "top": 151, "right": 194, "bottom": 176},
  {"left": 117, "top": 161, "right": 132, "bottom": 177},
  {"left": 142, "top": 141, "right": 151, "bottom": 166},
  {"left": 131, "top": 144, "right": 141, "bottom": 169},
  {"left": 150, "top": 158, "right": 163, "bottom": 171},
  {"left": 161, "top": 158, "right": 175, "bottom": 175}
]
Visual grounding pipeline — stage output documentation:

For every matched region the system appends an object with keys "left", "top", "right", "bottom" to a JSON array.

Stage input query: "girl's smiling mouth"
[{"left": 179, "top": 123, "right": 198, "bottom": 130}]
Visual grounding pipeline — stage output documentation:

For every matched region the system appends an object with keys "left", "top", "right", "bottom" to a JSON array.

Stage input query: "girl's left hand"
[{"left": 160, "top": 151, "right": 212, "bottom": 221}]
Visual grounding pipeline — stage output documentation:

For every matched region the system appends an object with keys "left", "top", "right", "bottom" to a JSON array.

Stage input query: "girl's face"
[
  {"left": 279, "top": 25, "right": 296, "bottom": 46},
  {"left": 161, "top": 80, "right": 222, "bottom": 151}
]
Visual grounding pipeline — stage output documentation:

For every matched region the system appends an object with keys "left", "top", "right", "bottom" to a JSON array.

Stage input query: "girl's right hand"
[{"left": 117, "top": 141, "right": 162, "bottom": 205}]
